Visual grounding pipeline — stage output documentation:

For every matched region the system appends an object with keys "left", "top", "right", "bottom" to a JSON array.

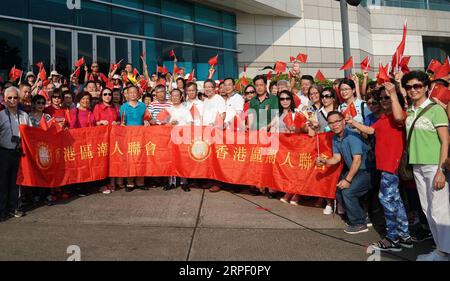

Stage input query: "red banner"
[{"left": 18, "top": 125, "right": 342, "bottom": 199}]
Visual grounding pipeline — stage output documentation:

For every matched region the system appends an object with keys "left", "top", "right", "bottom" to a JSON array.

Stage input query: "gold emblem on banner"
[
  {"left": 36, "top": 142, "right": 52, "bottom": 169},
  {"left": 189, "top": 138, "right": 211, "bottom": 162}
]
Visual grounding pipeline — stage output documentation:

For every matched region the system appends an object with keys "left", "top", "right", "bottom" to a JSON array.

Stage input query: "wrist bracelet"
[{"left": 344, "top": 178, "right": 352, "bottom": 184}]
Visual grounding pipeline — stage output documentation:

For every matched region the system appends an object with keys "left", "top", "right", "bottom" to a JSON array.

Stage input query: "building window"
[
  {"left": 161, "top": 18, "right": 194, "bottom": 43},
  {"left": 0, "top": 19, "right": 28, "bottom": 79},
  {"left": 112, "top": 7, "right": 143, "bottom": 36},
  {"left": 423, "top": 36, "right": 450, "bottom": 70}
]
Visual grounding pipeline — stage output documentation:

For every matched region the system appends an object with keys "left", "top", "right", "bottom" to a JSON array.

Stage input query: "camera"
[{"left": 11, "top": 135, "right": 21, "bottom": 144}]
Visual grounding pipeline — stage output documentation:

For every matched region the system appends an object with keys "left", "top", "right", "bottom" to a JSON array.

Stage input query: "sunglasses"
[
  {"left": 245, "top": 91, "right": 255, "bottom": 94},
  {"left": 7, "top": 96, "right": 19, "bottom": 100},
  {"left": 404, "top": 84, "right": 424, "bottom": 91},
  {"left": 92, "top": 65, "right": 99, "bottom": 68},
  {"left": 279, "top": 97, "right": 291, "bottom": 101},
  {"left": 321, "top": 95, "right": 333, "bottom": 99},
  {"left": 103, "top": 93, "right": 112, "bottom": 96}
]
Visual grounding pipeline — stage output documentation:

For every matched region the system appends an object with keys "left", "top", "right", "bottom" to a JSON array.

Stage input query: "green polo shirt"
[
  {"left": 406, "top": 99, "right": 448, "bottom": 165},
  {"left": 249, "top": 93, "right": 279, "bottom": 130}
]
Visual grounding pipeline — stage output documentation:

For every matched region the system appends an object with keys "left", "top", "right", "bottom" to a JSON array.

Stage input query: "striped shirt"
[{"left": 149, "top": 100, "right": 172, "bottom": 124}]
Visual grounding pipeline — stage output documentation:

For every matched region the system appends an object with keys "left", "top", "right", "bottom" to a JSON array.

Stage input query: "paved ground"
[{"left": 0, "top": 186, "right": 433, "bottom": 261}]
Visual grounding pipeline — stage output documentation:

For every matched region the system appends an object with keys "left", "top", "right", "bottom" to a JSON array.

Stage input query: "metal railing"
[{"left": 362, "top": 0, "right": 450, "bottom": 12}]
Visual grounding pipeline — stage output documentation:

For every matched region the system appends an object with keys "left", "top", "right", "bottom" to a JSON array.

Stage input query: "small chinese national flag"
[
  {"left": 156, "top": 109, "right": 171, "bottom": 123},
  {"left": 274, "top": 61, "right": 287, "bottom": 73},
  {"left": 283, "top": 112, "right": 295, "bottom": 129},
  {"left": 434, "top": 57, "right": 450, "bottom": 80},
  {"left": 266, "top": 71, "right": 272, "bottom": 81},
  {"left": 143, "top": 109, "right": 152, "bottom": 122},
  {"left": 169, "top": 50, "right": 176, "bottom": 58},
  {"left": 133, "top": 68, "right": 138, "bottom": 77},
  {"left": 208, "top": 55, "right": 218, "bottom": 67},
  {"left": 427, "top": 59, "right": 442, "bottom": 73},
  {"left": 241, "top": 76, "right": 249, "bottom": 87},
  {"left": 39, "top": 67, "right": 47, "bottom": 81},
  {"left": 294, "top": 112, "right": 307, "bottom": 129},
  {"left": 290, "top": 56, "right": 296, "bottom": 63},
  {"left": 296, "top": 53, "right": 308, "bottom": 63},
  {"left": 377, "top": 63, "right": 390, "bottom": 84},
  {"left": 9, "top": 66, "right": 22, "bottom": 81},
  {"left": 157, "top": 65, "right": 168, "bottom": 75},
  {"left": 315, "top": 70, "right": 326, "bottom": 82},
  {"left": 36, "top": 61, "right": 44, "bottom": 70},
  {"left": 430, "top": 83, "right": 450, "bottom": 105},
  {"left": 187, "top": 69, "right": 195, "bottom": 82},
  {"left": 343, "top": 102, "right": 357, "bottom": 118},
  {"left": 360, "top": 56, "right": 370, "bottom": 71},
  {"left": 75, "top": 57, "right": 85, "bottom": 68},
  {"left": 340, "top": 56, "right": 354, "bottom": 70}
]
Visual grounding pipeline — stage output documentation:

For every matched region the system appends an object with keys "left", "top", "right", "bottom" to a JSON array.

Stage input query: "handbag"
[{"left": 398, "top": 103, "right": 436, "bottom": 181}]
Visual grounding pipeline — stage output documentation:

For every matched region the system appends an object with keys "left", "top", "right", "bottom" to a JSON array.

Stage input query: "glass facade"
[
  {"left": 0, "top": 0, "right": 237, "bottom": 81},
  {"left": 362, "top": 0, "right": 450, "bottom": 12},
  {"left": 423, "top": 36, "right": 450, "bottom": 70}
]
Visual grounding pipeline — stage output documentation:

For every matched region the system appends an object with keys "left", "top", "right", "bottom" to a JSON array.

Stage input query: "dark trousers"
[
  {"left": 0, "top": 148, "right": 21, "bottom": 215},
  {"left": 336, "top": 170, "right": 372, "bottom": 226}
]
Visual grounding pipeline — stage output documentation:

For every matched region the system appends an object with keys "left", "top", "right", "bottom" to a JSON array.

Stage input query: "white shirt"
[
  {"left": 183, "top": 98, "right": 204, "bottom": 126},
  {"left": 224, "top": 92, "right": 244, "bottom": 124},
  {"left": 202, "top": 94, "right": 226, "bottom": 126},
  {"left": 167, "top": 104, "right": 193, "bottom": 126},
  {"left": 296, "top": 92, "right": 311, "bottom": 111}
]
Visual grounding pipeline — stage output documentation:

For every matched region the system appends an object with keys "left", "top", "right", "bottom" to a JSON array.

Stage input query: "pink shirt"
[{"left": 69, "top": 108, "right": 96, "bottom": 129}]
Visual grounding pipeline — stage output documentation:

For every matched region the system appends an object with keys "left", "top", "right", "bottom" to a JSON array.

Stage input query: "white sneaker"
[
  {"left": 323, "top": 205, "right": 333, "bottom": 215},
  {"left": 280, "top": 198, "right": 289, "bottom": 204},
  {"left": 102, "top": 189, "right": 111, "bottom": 195},
  {"left": 416, "top": 250, "right": 450, "bottom": 261}
]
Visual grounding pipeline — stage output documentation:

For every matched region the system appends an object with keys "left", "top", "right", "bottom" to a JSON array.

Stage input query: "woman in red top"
[
  {"left": 44, "top": 88, "right": 69, "bottom": 129},
  {"left": 69, "top": 92, "right": 96, "bottom": 129},
  {"left": 347, "top": 82, "right": 411, "bottom": 251},
  {"left": 93, "top": 88, "right": 122, "bottom": 194},
  {"left": 93, "top": 88, "right": 120, "bottom": 126}
]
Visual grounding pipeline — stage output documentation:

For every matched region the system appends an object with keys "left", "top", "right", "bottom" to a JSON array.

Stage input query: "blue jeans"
[
  {"left": 379, "top": 172, "right": 409, "bottom": 241},
  {"left": 336, "top": 170, "right": 372, "bottom": 226}
]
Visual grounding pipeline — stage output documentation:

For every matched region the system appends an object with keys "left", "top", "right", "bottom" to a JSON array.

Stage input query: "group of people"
[{"left": 0, "top": 58, "right": 449, "bottom": 261}]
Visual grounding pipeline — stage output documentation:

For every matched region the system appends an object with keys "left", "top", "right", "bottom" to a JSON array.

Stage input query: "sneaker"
[
  {"left": 411, "top": 228, "right": 433, "bottom": 242},
  {"left": 102, "top": 189, "right": 112, "bottom": 195},
  {"left": 323, "top": 205, "right": 333, "bottom": 215},
  {"left": 399, "top": 237, "right": 414, "bottom": 248},
  {"left": 8, "top": 210, "right": 25, "bottom": 218},
  {"left": 280, "top": 198, "right": 289, "bottom": 204},
  {"left": 371, "top": 238, "right": 402, "bottom": 252},
  {"left": 344, "top": 224, "right": 369, "bottom": 234},
  {"left": 45, "top": 195, "right": 54, "bottom": 206},
  {"left": 290, "top": 200, "right": 299, "bottom": 206},
  {"left": 417, "top": 250, "right": 450, "bottom": 261}
]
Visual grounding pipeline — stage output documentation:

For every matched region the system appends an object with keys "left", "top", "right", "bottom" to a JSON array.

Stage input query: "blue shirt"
[
  {"left": 364, "top": 113, "right": 379, "bottom": 127},
  {"left": 119, "top": 101, "right": 147, "bottom": 126},
  {"left": 332, "top": 129, "right": 369, "bottom": 170}
]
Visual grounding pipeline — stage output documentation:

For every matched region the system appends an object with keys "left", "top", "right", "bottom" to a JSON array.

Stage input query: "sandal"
[{"left": 372, "top": 238, "right": 402, "bottom": 252}]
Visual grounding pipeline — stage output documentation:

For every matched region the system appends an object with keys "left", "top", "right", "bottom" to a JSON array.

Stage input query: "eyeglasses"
[
  {"left": 103, "top": 93, "right": 112, "bottom": 96},
  {"left": 404, "top": 84, "right": 424, "bottom": 91},
  {"left": 378, "top": 96, "right": 390, "bottom": 101},
  {"left": 340, "top": 88, "right": 353, "bottom": 92},
  {"left": 245, "top": 91, "right": 255, "bottom": 94},
  {"left": 321, "top": 95, "right": 333, "bottom": 99},
  {"left": 7, "top": 96, "right": 19, "bottom": 100},
  {"left": 328, "top": 119, "right": 343, "bottom": 126},
  {"left": 279, "top": 97, "right": 291, "bottom": 101}
]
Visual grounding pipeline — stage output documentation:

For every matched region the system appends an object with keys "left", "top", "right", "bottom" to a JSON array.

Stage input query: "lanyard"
[{"left": 6, "top": 108, "right": 20, "bottom": 136}]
